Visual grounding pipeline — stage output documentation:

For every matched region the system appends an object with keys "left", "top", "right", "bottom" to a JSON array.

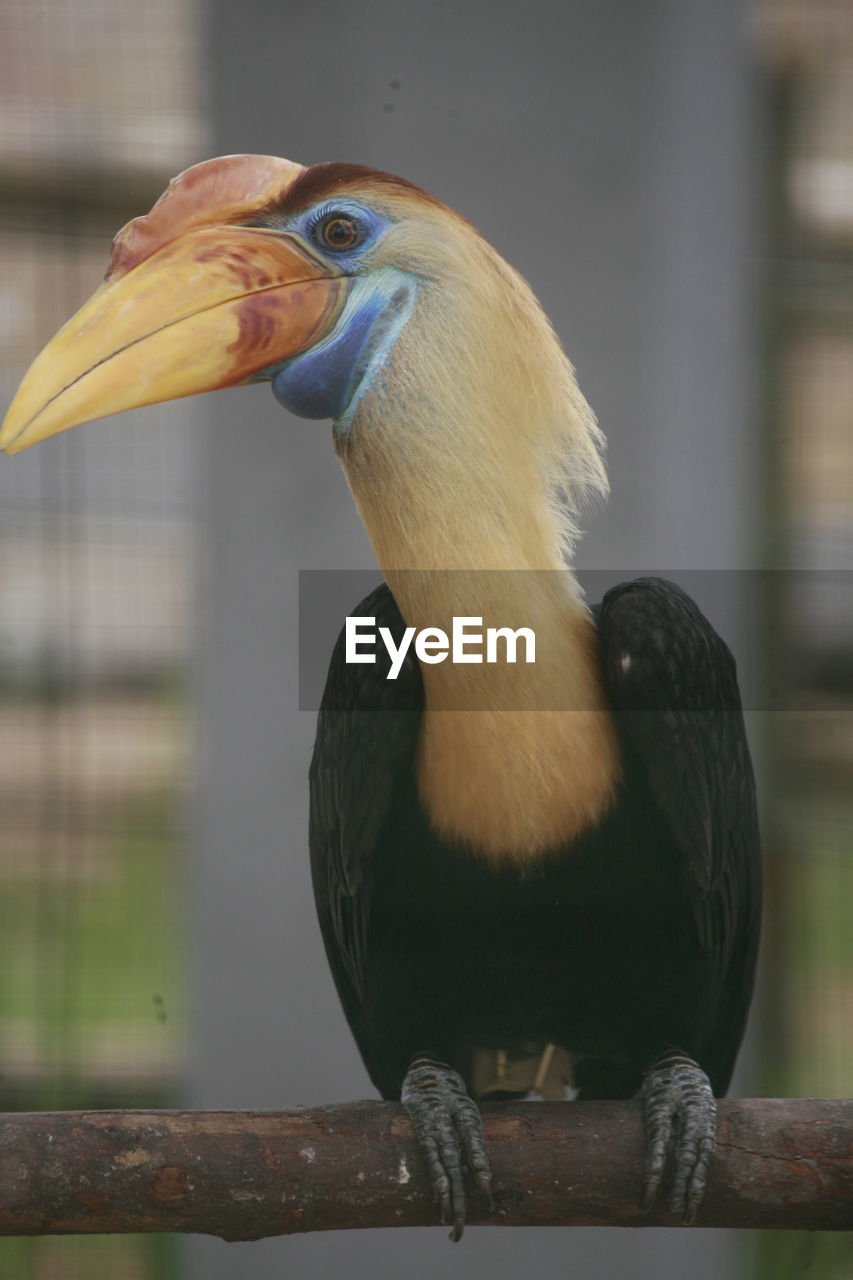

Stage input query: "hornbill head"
[
  {"left": 1, "top": 154, "right": 415, "bottom": 450},
  {"left": 0, "top": 155, "right": 606, "bottom": 544}
]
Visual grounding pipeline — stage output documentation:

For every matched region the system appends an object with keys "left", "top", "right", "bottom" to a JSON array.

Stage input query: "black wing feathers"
[
  {"left": 309, "top": 583, "right": 422, "bottom": 1027},
  {"left": 598, "top": 578, "right": 754, "bottom": 896},
  {"left": 597, "top": 577, "right": 761, "bottom": 1087}
]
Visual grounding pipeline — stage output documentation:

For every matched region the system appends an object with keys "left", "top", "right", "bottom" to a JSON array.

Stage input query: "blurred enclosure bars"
[
  {"left": 0, "top": 0, "right": 205, "bottom": 1276},
  {"left": 0, "top": 2, "right": 850, "bottom": 1280},
  {"left": 754, "top": 3, "right": 853, "bottom": 1276}
]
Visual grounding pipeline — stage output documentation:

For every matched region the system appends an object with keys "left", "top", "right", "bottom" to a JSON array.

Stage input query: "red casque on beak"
[{"left": 1, "top": 155, "right": 347, "bottom": 453}]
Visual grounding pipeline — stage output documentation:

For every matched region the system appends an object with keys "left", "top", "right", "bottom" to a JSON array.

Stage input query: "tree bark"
[{"left": 0, "top": 1099, "right": 850, "bottom": 1239}]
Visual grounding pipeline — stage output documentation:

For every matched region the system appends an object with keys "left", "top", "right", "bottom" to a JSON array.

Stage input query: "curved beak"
[{"left": 0, "top": 225, "right": 346, "bottom": 454}]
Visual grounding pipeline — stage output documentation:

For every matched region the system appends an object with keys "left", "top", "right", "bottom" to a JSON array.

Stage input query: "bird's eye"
[{"left": 319, "top": 215, "right": 360, "bottom": 251}]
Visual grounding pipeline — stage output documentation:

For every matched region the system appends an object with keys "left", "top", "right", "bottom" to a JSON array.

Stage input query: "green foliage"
[
  {"left": 0, "top": 705, "right": 185, "bottom": 1277},
  {"left": 752, "top": 799, "right": 853, "bottom": 1279},
  {"left": 0, "top": 1234, "right": 182, "bottom": 1280}
]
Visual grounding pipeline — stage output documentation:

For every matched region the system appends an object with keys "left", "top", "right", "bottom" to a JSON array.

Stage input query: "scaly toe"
[
  {"left": 641, "top": 1052, "right": 716, "bottom": 1222},
  {"left": 402, "top": 1054, "right": 493, "bottom": 1239}
]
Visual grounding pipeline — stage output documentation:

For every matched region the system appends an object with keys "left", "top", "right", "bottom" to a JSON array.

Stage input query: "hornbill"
[{"left": 1, "top": 154, "right": 761, "bottom": 1238}]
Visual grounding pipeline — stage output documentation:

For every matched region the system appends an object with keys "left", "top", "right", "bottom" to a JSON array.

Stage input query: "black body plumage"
[{"left": 309, "top": 577, "right": 761, "bottom": 1110}]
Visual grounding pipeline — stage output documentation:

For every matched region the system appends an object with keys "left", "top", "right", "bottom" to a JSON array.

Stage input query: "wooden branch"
[{"left": 0, "top": 1099, "right": 850, "bottom": 1239}]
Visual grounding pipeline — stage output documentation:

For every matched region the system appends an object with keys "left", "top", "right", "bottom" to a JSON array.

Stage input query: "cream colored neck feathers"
[{"left": 336, "top": 201, "right": 620, "bottom": 864}]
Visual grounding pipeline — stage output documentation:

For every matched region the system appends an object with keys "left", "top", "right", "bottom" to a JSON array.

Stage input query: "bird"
[{"left": 1, "top": 153, "right": 761, "bottom": 1239}]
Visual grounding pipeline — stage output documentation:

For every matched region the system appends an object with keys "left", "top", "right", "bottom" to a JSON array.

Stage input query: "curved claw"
[
  {"left": 641, "top": 1053, "right": 716, "bottom": 1223},
  {"left": 401, "top": 1054, "right": 494, "bottom": 1240}
]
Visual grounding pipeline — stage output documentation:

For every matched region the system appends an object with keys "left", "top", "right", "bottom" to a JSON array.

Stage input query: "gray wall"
[{"left": 190, "top": 1, "right": 759, "bottom": 1276}]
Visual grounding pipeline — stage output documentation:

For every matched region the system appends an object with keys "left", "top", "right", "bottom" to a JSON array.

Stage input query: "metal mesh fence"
[{"left": 0, "top": 1, "right": 204, "bottom": 1276}]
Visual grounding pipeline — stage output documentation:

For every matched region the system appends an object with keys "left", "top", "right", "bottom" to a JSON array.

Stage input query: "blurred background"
[{"left": 0, "top": 0, "right": 850, "bottom": 1277}]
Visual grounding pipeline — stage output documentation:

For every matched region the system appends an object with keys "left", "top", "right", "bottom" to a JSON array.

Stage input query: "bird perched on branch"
[{"left": 1, "top": 154, "right": 761, "bottom": 1239}]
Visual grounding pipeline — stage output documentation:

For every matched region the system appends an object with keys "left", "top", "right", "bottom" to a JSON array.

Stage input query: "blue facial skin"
[
  {"left": 272, "top": 270, "right": 416, "bottom": 426},
  {"left": 266, "top": 201, "right": 417, "bottom": 430}
]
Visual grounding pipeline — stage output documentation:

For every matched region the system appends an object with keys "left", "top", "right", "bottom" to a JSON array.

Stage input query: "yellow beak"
[{"left": 0, "top": 223, "right": 346, "bottom": 454}]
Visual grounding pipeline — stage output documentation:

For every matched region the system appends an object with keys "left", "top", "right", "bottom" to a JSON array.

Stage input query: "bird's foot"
[
  {"left": 641, "top": 1051, "right": 716, "bottom": 1223},
  {"left": 401, "top": 1053, "right": 494, "bottom": 1241}
]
